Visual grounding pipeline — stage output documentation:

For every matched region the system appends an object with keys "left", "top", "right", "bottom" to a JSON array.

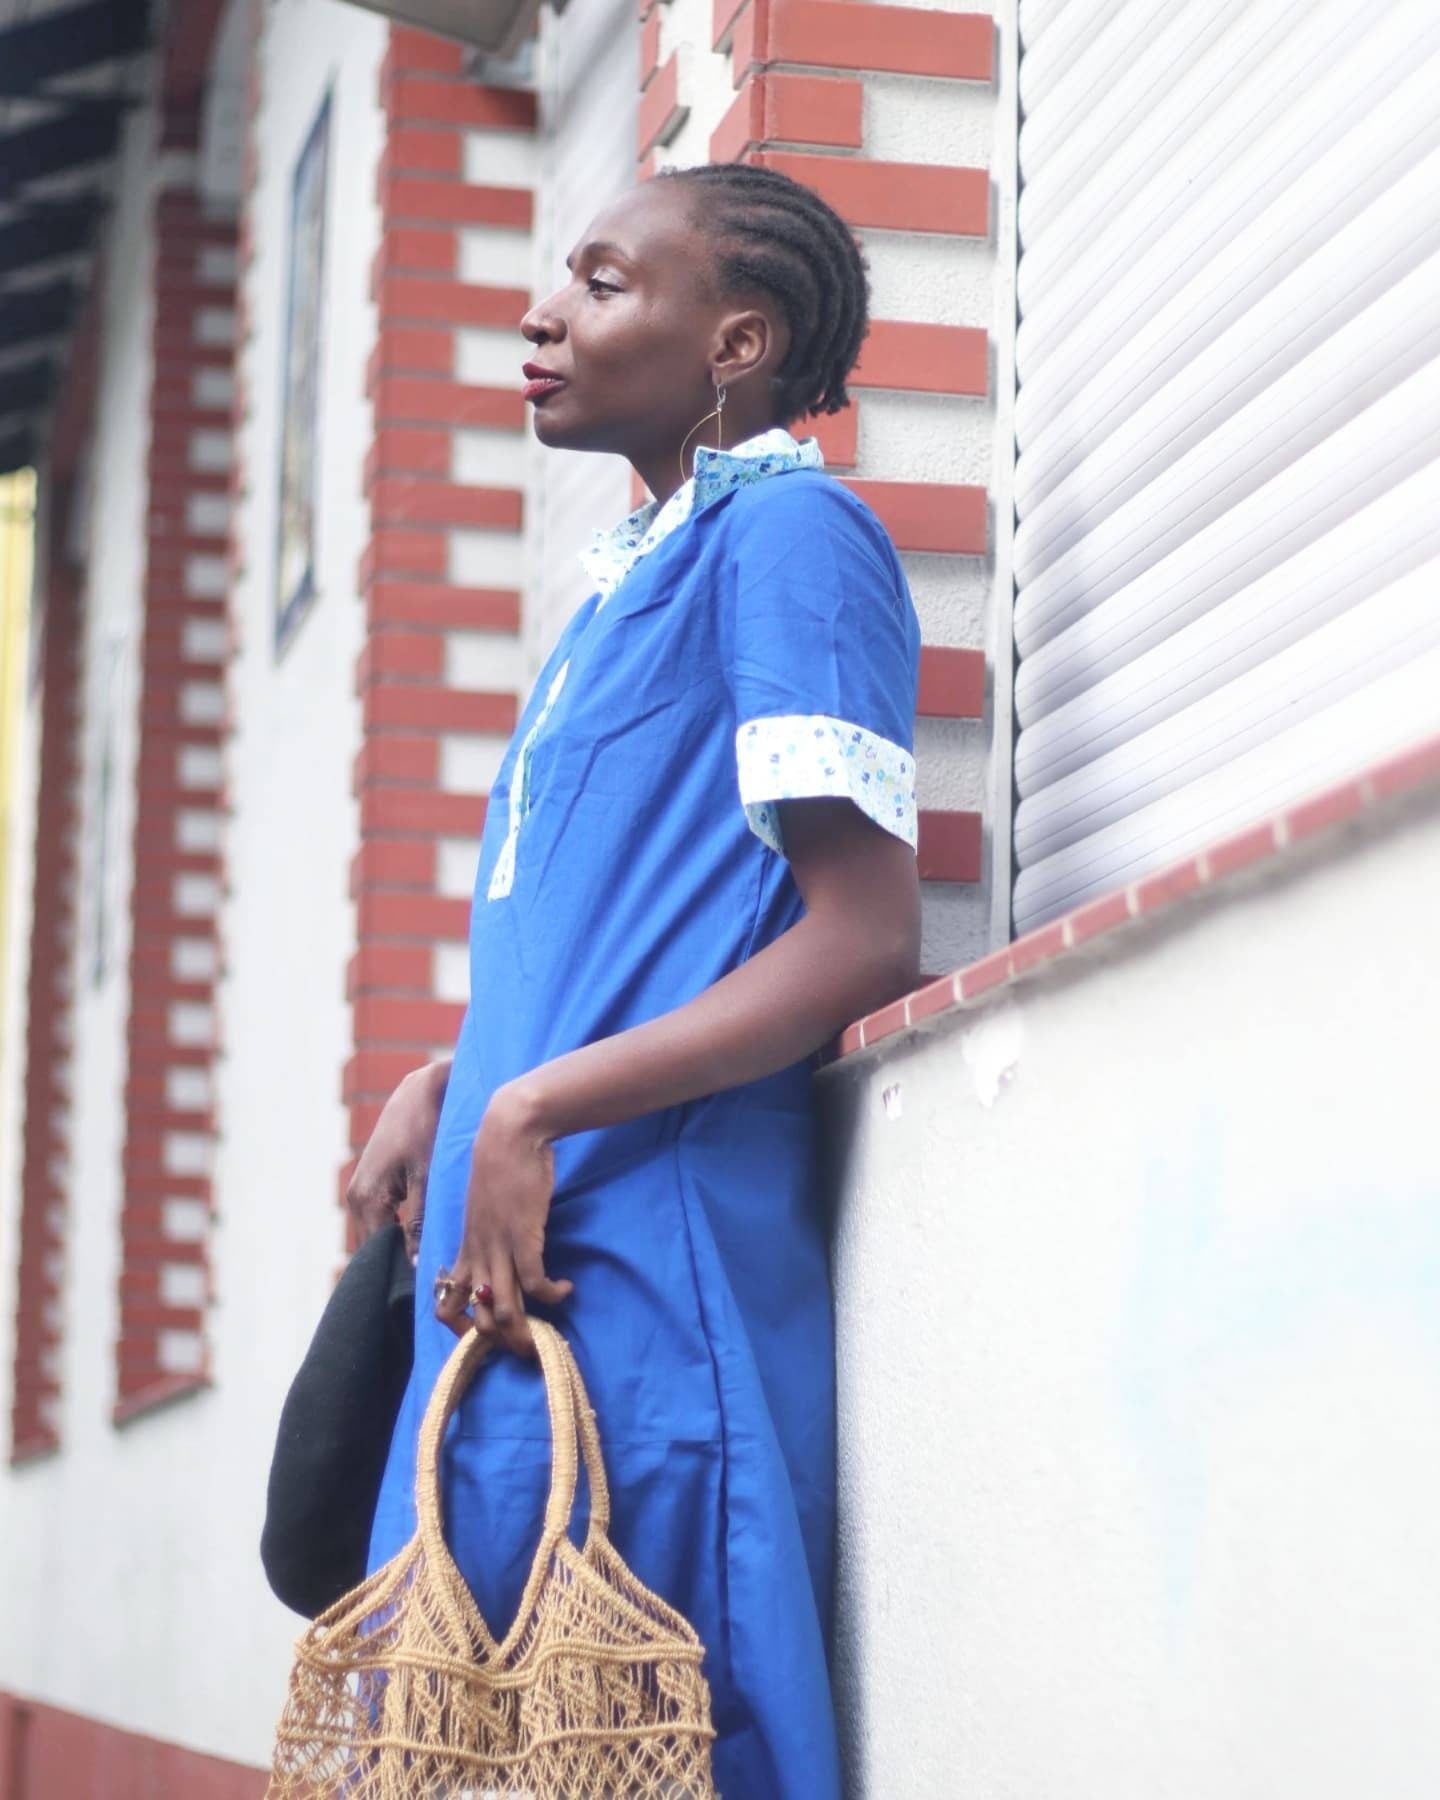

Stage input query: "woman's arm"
[
  {"left": 344, "top": 1056, "right": 452, "bottom": 1251},
  {"left": 515, "top": 797, "right": 916, "bottom": 1131},
  {"left": 436, "top": 797, "right": 920, "bottom": 1349}
]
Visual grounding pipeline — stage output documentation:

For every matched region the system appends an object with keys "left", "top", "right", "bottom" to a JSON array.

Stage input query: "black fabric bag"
[{"left": 260, "top": 1222, "right": 415, "bottom": 1619}]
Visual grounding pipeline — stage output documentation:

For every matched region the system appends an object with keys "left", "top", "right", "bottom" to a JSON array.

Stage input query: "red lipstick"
[{"left": 522, "top": 362, "right": 566, "bottom": 402}]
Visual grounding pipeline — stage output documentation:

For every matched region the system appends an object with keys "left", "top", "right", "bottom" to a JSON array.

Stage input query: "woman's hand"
[
  {"left": 433, "top": 1081, "right": 573, "bottom": 1353},
  {"left": 345, "top": 1060, "right": 450, "bottom": 1257}
]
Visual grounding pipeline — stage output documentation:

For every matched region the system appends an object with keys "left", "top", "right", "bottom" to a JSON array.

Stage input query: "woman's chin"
[
  {"left": 530, "top": 413, "right": 623, "bottom": 460},
  {"left": 529, "top": 404, "right": 582, "bottom": 448}
]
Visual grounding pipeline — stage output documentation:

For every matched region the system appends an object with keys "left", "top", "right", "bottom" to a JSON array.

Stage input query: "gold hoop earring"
[{"left": 677, "top": 381, "right": 728, "bottom": 486}]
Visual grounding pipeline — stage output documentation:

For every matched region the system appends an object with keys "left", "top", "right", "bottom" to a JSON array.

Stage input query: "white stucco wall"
[
  {"left": 12, "top": 6, "right": 1424, "bottom": 1793},
  {"left": 520, "top": 0, "right": 639, "bottom": 678},
  {"left": 0, "top": 0, "right": 389, "bottom": 1767},
  {"left": 206, "top": 0, "right": 392, "bottom": 1758},
  {"left": 0, "top": 88, "right": 160, "bottom": 1718},
  {"left": 823, "top": 799, "right": 1440, "bottom": 1798}
]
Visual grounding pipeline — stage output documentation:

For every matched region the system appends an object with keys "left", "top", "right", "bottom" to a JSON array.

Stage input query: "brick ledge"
[
  {"left": 0, "top": 1691, "right": 266, "bottom": 1796},
  {"left": 8, "top": 1435, "right": 59, "bottom": 1471},
  {"left": 823, "top": 729, "right": 1440, "bottom": 1067},
  {"left": 112, "top": 1373, "right": 211, "bottom": 1428}
]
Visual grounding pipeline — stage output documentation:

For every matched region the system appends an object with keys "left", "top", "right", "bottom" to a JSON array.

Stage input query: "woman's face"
[{"left": 518, "top": 182, "right": 778, "bottom": 470}]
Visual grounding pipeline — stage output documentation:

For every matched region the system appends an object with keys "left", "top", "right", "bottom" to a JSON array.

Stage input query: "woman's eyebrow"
[{"left": 564, "top": 239, "right": 633, "bottom": 272}]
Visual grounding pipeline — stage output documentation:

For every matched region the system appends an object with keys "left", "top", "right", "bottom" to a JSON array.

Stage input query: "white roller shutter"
[
  {"left": 1011, "top": 0, "right": 1440, "bottom": 934},
  {"left": 525, "top": 0, "right": 637, "bottom": 671}
]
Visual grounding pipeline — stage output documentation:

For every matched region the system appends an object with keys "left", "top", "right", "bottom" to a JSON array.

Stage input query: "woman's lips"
[{"left": 522, "top": 369, "right": 566, "bottom": 402}]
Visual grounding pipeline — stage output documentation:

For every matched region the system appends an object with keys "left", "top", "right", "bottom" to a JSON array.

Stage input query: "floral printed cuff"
[{"left": 735, "top": 715, "right": 918, "bottom": 855}]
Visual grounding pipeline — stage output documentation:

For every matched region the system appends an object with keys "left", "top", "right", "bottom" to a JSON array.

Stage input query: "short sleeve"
[{"left": 725, "top": 474, "right": 922, "bottom": 854}]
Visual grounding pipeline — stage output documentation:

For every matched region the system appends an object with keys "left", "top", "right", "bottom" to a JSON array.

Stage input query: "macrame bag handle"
[{"left": 413, "top": 1320, "right": 611, "bottom": 1594}]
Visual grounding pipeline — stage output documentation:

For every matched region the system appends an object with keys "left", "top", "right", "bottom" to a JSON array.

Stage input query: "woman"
[{"left": 349, "top": 163, "right": 922, "bottom": 1798}]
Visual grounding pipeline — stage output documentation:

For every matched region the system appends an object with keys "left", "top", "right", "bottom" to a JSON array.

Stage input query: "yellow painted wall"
[{"left": 0, "top": 469, "right": 35, "bottom": 1082}]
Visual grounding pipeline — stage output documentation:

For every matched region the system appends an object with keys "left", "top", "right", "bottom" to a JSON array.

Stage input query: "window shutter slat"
[
  {"left": 1015, "top": 464, "right": 1440, "bottom": 801},
  {"left": 1011, "top": 7, "right": 1440, "bottom": 935},
  {"left": 1016, "top": 28, "right": 1440, "bottom": 427},
  {"left": 1014, "top": 646, "right": 1440, "bottom": 926},
  {"left": 1018, "top": 0, "right": 1314, "bottom": 296},
  {"left": 1015, "top": 558, "right": 1440, "bottom": 867},
  {"left": 1017, "top": 262, "right": 1440, "bottom": 665},
  {"left": 1015, "top": 148, "right": 1440, "bottom": 564}
]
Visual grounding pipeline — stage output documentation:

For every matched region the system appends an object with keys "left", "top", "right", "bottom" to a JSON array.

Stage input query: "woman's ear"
[{"left": 711, "top": 306, "right": 784, "bottom": 387}]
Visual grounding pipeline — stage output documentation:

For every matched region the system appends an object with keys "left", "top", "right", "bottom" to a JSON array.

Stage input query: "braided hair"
[{"left": 660, "top": 162, "right": 869, "bottom": 423}]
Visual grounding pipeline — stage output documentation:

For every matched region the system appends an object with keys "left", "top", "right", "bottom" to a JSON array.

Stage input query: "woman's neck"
[{"left": 632, "top": 413, "right": 789, "bottom": 510}]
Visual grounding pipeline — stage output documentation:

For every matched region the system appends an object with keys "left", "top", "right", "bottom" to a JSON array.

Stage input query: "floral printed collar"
[{"left": 581, "top": 426, "right": 825, "bottom": 602}]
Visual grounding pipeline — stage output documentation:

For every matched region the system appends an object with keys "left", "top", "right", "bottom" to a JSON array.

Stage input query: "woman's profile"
[{"left": 345, "top": 162, "right": 923, "bottom": 1798}]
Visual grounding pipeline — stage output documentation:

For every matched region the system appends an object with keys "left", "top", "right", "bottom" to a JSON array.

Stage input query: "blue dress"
[{"left": 368, "top": 434, "right": 921, "bottom": 1799}]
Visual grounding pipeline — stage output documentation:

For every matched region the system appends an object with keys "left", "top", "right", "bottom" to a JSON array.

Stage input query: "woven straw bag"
[{"left": 267, "top": 1318, "right": 717, "bottom": 1799}]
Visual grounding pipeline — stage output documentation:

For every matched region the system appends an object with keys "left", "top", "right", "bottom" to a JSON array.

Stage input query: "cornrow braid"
[{"left": 660, "top": 163, "right": 870, "bottom": 421}]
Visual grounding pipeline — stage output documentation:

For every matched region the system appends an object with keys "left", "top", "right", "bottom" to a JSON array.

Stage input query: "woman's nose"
[{"left": 520, "top": 295, "right": 567, "bottom": 345}]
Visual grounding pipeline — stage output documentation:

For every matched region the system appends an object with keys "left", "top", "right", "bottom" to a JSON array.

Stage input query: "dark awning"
[
  {"left": 0, "top": 358, "right": 55, "bottom": 417},
  {"left": 345, "top": 0, "right": 540, "bottom": 62},
  {"left": 0, "top": 106, "right": 125, "bottom": 194},
  {"left": 0, "top": 200, "right": 102, "bottom": 273},
  {"left": 0, "top": 0, "right": 153, "bottom": 474},
  {"left": 0, "top": 425, "right": 34, "bottom": 471},
  {"left": 0, "top": 280, "right": 77, "bottom": 346},
  {"left": 0, "top": 0, "right": 148, "bottom": 92}
]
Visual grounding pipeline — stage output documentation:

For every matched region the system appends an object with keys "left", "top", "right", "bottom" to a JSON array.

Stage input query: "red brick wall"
[
  {"left": 8, "top": 293, "right": 101, "bottom": 1462},
  {"left": 341, "top": 28, "right": 536, "bottom": 1220},
  {"left": 113, "top": 183, "right": 238, "bottom": 1422},
  {"left": 640, "top": 0, "right": 994, "bottom": 889},
  {"left": 9, "top": 561, "right": 81, "bottom": 1462}
]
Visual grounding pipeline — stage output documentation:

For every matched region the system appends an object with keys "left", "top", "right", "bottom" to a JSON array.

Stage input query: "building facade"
[{"left": 0, "top": 0, "right": 1437, "bottom": 1793}]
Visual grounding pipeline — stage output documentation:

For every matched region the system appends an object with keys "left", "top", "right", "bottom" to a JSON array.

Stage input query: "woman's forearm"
[
  {"left": 500, "top": 803, "right": 920, "bottom": 1146},
  {"left": 502, "top": 905, "right": 909, "bottom": 1147}
]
